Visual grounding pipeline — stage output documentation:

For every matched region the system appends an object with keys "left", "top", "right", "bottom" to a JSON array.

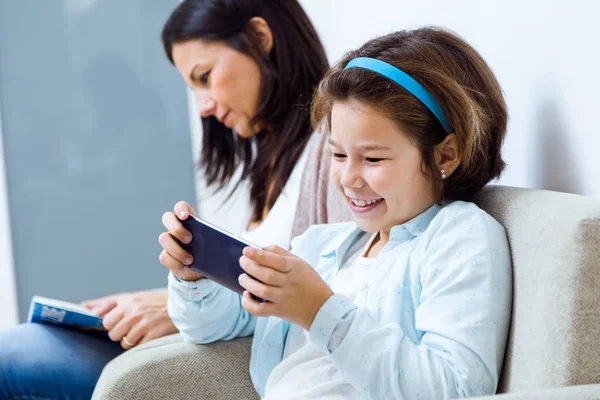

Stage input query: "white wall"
[
  {"left": 0, "top": 105, "right": 18, "bottom": 330},
  {"left": 300, "top": 0, "right": 600, "bottom": 198}
]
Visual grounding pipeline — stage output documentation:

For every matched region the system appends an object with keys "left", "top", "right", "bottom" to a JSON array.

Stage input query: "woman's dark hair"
[
  {"left": 312, "top": 27, "right": 508, "bottom": 202},
  {"left": 162, "top": 0, "right": 328, "bottom": 222}
]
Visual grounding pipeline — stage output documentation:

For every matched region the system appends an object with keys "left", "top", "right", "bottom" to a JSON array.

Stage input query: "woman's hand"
[
  {"left": 158, "top": 201, "right": 204, "bottom": 282},
  {"left": 238, "top": 246, "right": 334, "bottom": 331},
  {"left": 82, "top": 290, "right": 178, "bottom": 349}
]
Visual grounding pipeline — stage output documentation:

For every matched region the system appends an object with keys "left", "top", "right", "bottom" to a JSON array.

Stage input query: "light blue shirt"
[{"left": 168, "top": 201, "right": 512, "bottom": 399}]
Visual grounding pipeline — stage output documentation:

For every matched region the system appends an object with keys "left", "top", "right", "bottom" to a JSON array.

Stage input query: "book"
[{"left": 27, "top": 296, "right": 109, "bottom": 338}]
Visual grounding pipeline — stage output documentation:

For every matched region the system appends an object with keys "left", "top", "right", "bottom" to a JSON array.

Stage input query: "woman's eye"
[
  {"left": 332, "top": 153, "right": 346, "bottom": 160},
  {"left": 366, "top": 157, "right": 383, "bottom": 163},
  {"left": 198, "top": 71, "right": 211, "bottom": 85}
]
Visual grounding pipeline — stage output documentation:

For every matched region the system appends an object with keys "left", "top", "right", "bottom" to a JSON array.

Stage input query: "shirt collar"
[
  {"left": 319, "top": 225, "right": 364, "bottom": 258},
  {"left": 388, "top": 204, "right": 441, "bottom": 242},
  {"left": 318, "top": 204, "right": 441, "bottom": 258}
]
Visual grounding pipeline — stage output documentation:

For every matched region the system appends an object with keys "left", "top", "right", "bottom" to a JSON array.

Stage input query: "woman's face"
[
  {"left": 172, "top": 39, "right": 263, "bottom": 138},
  {"left": 329, "top": 100, "right": 436, "bottom": 235}
]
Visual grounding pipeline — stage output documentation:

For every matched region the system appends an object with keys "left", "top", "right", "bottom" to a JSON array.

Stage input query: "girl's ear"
[
  {"left": 434, "top": 134, "right": 460, "bottom": 178},
  {"left": 247, "top": 17, "right": 274, "bottom": 55}
]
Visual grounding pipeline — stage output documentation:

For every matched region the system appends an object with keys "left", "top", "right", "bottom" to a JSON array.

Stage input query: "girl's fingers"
[
  {"left": 161, "top": 211, "right": 192, "bottom": 244},
  {"left": 158, "top": 232, "right": 193, "bottom": 265},
  {"left": 238, "top": 274, "right": 279, "bottom": 302},
  {"left": 239, "top": 256, "right": 285, "bottom": 287},
  {"left": 158, "top": 250, "right": 203, "bottom": 281},
  {"left": 174, "top": 201, "right": 198, "bottom": 219},
  {"left": 240, "top": 291, "right": 277, "bottom": 317},
  {"left": 242, "top": 247, "right": 290, "bottom": 272},
  {"left": 263, "top": 245, "right": 291, "bottom": 256}
]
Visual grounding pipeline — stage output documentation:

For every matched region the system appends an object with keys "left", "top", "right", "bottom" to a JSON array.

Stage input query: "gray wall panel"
[{"left": 0, "top": 0, "right": 196, "bottom": 321}]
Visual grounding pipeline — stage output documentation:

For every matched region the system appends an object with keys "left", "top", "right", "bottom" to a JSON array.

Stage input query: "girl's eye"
[
  {"left": 366, "top": 157, "right": 384, "bottom": 163},
  {"left": 332, "top": 153, "right": 346, "bottom": 160}
]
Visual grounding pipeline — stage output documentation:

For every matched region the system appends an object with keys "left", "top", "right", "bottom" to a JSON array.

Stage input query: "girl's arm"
[{"left": 167, "top": 272, "right": 256, "bottom": 344}]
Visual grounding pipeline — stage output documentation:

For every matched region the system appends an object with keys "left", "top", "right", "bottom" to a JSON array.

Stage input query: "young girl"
[{"left": 165, "top": 27, "right": 512, "bottom": 399}]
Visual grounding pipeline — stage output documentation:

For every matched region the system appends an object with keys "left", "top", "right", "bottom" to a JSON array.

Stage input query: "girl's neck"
[{"left": 364, "top": 231, "right": 387, "bottom": 258}]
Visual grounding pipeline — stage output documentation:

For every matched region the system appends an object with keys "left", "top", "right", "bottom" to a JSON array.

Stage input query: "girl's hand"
[
  {"left": 238, "top": 246, "right": 334, "bottom": 330},
  {"left": 158, "top": 201, "right": 204, "bottom": 281}
]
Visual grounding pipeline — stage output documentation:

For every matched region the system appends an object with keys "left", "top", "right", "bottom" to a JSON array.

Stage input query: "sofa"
[{"left": 92, "top": 185, "right": 600, "bottom": 399}]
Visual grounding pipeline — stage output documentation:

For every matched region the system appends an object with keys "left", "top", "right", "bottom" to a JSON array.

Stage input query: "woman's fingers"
[
  {"left": 108, "top": 318, "right": 130, "bottom": 344},
  {"left": 87, "top": 300, "right": 118, "bottom": 317},
  {"left": 102, "top": 306, "right": 124, "bottom": 333},
  {"left": 158, "top": 232, "right": 193, "bottom": 266},
  {"left": 120, "top": 322, "right": 146, "bottom": 350}
]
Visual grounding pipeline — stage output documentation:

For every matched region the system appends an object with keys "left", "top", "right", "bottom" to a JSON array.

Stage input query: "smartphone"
[{"left": 179, "top": 215, "right": 264, "bottom": 301}]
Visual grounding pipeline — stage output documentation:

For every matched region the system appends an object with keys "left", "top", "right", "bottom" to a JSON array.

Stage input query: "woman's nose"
[{"left": 195, "top": 91, "right": 216, "bottom": 117}]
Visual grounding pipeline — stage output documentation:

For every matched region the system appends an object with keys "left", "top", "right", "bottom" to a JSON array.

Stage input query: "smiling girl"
[{"left": 165, "top": 27, "right": 512, "bottom": 399}]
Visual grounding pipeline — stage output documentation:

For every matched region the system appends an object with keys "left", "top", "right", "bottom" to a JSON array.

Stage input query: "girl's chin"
[{"left": 353, "top": 219, "right": 383, "bottom": 234}]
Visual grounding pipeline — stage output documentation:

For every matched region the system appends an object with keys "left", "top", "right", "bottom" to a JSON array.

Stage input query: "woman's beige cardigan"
[{"left": 291, "top": 132, "right": 352, "bottom": 238}]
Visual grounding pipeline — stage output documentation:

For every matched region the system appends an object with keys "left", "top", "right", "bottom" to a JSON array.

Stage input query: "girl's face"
[
  {"left": 329, "top": 100, "right": 437, "bottom": 236},
  {"left": 172, "top": 39, "right": 263, "bottom": 138}
]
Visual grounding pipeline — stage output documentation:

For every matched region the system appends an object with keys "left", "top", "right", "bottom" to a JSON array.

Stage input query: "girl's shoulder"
[
  {"left": 425, "top": 200, "right": 507, "bottom": 247},
  {"left": 434, "top": 200, "right": 503, "bottom": 229}
]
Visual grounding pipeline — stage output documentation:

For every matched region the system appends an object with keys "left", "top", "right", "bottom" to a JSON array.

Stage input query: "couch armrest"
[
  {"left": 473, "top": 384, "right": 600, "bottom": 400},
  {"left": 92, "top": 334, "right": 258, "bottom": 400}
]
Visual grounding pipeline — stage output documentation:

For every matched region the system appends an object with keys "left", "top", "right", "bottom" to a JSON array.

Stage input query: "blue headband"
[{"left": 344, "top": 57, "right": 451, "bottom": 133}]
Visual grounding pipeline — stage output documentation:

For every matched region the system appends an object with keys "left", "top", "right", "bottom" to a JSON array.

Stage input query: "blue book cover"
[{"left": 27, "top": 296, "right": 109, "bottom": 339}]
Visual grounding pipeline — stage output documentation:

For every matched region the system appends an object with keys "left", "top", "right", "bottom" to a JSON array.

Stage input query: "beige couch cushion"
[
  {"left": 92, "top": 334, "right": 258, "bottom": 400},
  {"left": 474, "top": 185, "right": 600, "bottom": 393}
]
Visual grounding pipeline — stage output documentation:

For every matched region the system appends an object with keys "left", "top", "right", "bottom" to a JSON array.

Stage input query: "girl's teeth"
[{"left": 352, "top": 199, "right": 380, "bottom": 207}]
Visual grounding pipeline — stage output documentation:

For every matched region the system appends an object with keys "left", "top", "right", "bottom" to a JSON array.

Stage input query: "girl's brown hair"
[{"left": 312, "top": 27, "right": 508, "bottom": 202}]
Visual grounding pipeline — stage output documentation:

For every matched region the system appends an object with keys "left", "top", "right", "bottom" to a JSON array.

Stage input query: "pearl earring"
[{"left": 441, "top": 169, "right": 447, "bottom": 180}]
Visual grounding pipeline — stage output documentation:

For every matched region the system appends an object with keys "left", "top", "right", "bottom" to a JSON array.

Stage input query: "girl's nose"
[{"left": 340, "top": 163, "right": 365, "bottom": 189}]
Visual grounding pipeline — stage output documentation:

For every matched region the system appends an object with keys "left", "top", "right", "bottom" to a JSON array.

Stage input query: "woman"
[{"left": 0, "top": 1, "right": 328, "bottom": 399}]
